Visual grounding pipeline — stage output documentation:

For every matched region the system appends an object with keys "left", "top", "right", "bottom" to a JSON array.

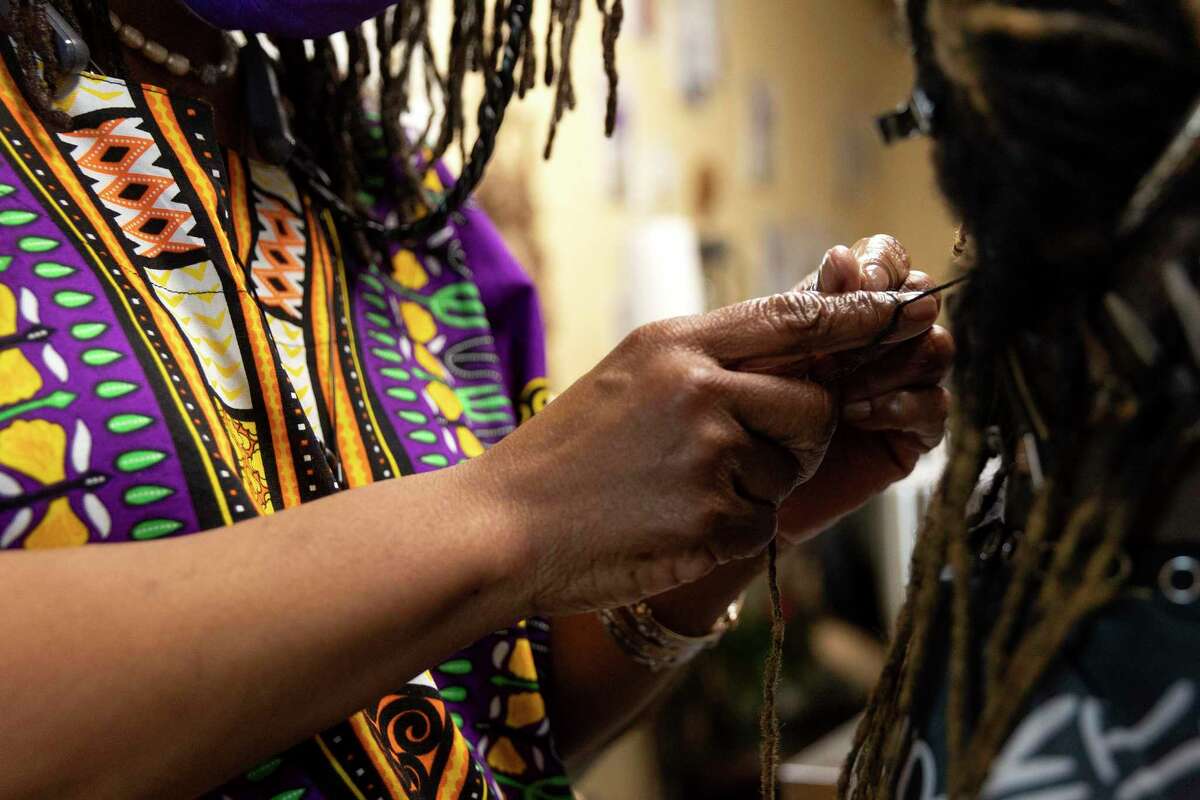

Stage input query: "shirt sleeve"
[{"left": 443, "top": 193, "right": 551, "bottom": 426}]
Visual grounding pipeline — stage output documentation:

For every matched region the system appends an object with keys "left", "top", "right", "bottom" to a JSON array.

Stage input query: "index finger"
[{"left": 683, "top": 289, "right": 939, "bottom": 365}]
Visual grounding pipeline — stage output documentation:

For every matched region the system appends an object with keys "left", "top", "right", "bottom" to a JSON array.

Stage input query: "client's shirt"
[
  {"left": 900, "top": 504, "right": 1200, "bottom": 799},
  {"left": 0, "top": 63, "right": 564, "bottom": 800}
]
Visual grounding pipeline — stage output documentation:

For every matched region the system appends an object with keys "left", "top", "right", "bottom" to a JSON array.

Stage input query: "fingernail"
[
  {"left": 900, "top": 293, "right": 938, "bottom": 323},
  {"left": 842, "top": 400, "right": 872, "bottom": 422},
  {"left": 864, "top": 265, "right": 888, "bottom": 290}
]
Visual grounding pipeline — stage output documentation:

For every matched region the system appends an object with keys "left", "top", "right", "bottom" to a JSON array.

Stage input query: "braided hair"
[
  {"left": 843, "top": 1, "right": 1200, "bottom": 796},
  {"left": 1, "top": 0, "right": 624, "bottom": 243}
]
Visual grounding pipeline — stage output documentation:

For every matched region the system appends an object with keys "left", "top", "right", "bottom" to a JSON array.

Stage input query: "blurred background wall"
[
  {"left": 472, "top": 0, "right": 954, "bottom": 387},
  {"left": 427, "top": 0, "right": 957, "bottom": 795}
]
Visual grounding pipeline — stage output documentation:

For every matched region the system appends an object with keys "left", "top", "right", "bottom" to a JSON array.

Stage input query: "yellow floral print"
[
  {"left": 426, "top": 382, "right": 462, "bottom": 421},
  {"left": 391, "top": 251, "right": 429, "bottom": 291},
  {"left": 400, "top": 301, "right": 437, "bottom": 344},
  {"left": 0, "top": 284, "right": 43, "bottom": 406},
  {"left": 0, "top": 419, "right": 88, "bottom": 548}
]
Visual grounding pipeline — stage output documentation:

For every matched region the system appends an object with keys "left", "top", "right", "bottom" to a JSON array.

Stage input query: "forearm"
[
  {"left": 548, "top": 554, "right": 764, "bottom": 769},
  {"left": 0, "top": 460, "right": 525, "bottom": 799}
]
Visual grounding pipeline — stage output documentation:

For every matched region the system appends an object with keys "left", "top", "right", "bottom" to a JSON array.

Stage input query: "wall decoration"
[
  {"left": 619, "top": 216, "right": 705, "bottom": 335},
  {"left": 747, "top": 78, "right": 778, "bottom": 184},
  {"left": 676, "top": 0, "right": 722, "bottom": 105}
]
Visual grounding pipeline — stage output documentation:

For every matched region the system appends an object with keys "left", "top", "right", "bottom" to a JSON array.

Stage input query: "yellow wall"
[{"left": 479, "top": 0, "right": 955, "bottom": 389}]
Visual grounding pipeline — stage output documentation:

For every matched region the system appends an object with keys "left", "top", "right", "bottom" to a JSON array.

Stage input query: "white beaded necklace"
[{"left": 108, "top": 10, "right": 237, "bottom": 85}]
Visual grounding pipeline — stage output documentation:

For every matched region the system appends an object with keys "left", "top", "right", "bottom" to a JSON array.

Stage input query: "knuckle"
[
  {"left": 622, "top": 321, "right": 664, "bottom": 353},
  {"left": 927, "top": 325, "right": 957, "bottom": 368},
  {"left": 771, "top": 291, "right": 830, "bottom": 339},
  {"left": 855, "top": 235, "right": 910, "bottom": 288},
  {"left": 885, "top": 390, "right": 917, "bottom": 419},
  {"left": 672, "top": 358, "right": 723, "bottom": 408},
  {"left": 871, "top": 233, "right": 910, "bottom": 269},
  {"left": 906, "top": 270, "right": 934, "bottom": 292},
  {"left": 695, "top": 418, "right": 740, "bottom": 462},
  {"left": 836, "top": 290, "right": 891, "bottom": 336},
  {"left": 682, "top": 359, "right": 722, "bottom": 393},
  {"left": 790, "top": 382, "right": 837, "bottom": 445},
  {"left": 812, "top": 385, "right": 839, "bottom": 439},
  {"left": 641, "top": 349, "right": 712, "bottom": 397}
]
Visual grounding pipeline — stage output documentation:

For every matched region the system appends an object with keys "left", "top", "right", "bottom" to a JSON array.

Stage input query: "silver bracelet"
[{"left": 598, "top": 596, "right": 744, "bottom": 672}]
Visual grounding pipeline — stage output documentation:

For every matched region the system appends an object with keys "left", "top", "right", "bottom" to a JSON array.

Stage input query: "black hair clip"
[
  {"left": 239, "top": 37, "right": 295, "bottom": 166},
  {"left": 876, "top": 86, "right": 935, "bottom": 146}
]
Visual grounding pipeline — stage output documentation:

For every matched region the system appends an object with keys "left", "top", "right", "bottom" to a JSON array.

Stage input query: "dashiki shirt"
[{"left": 0, "top": 59, "right": 563, "bottom": 800}]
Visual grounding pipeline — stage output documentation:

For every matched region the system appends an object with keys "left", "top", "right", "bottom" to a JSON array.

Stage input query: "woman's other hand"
[
  {"left": 472, "top": 284, "right": 939, "bottom": 616},
  {"left": 778, "top": 234, "right": 954, "bottom": 544}
]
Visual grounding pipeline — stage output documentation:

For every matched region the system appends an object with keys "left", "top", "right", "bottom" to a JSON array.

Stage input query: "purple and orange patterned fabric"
[{"left": 0, "top": 57, "right": 563, "bottom": 800}]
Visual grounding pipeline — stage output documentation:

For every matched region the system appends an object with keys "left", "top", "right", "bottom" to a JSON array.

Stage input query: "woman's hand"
[
  {"left": 474, "top": 286, "right": 940, "bottom": 616},
  {"left": 778, "top": 235, "right": 953, "bottom": 543}
]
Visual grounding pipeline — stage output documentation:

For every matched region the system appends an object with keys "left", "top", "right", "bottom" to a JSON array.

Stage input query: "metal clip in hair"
[
  {"left": 1120, "top": 95, "right": 1200, "bottom": 238},
  {"left": 4, "top": 0, "right": 92, "bottom": 99},
  {"left": 1163, "top": 261, "right": 1200, "bottom": 369},
  {"left": 876, "top": 86, "right": 935, "bottom": 146}
]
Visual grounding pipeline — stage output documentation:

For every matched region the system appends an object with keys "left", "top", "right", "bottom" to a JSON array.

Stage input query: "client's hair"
[{"left": 844, "top": 1, "right": 1200, "bottom": 796}]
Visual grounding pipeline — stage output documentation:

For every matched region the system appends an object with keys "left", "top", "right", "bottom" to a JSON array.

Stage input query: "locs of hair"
[
  {"left": 842, "top": 1, "right": 1200, "bottom": 797},
  {"left": 1, "top": 0, "right": 624, "bottom": 249}
]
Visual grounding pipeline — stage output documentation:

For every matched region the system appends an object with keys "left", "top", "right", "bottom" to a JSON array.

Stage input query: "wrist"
[
  {"left": 643, "top": 553, "right": 765, "bottom": 636},
  {"left": 435, "top": 456, "right": 537, "bottom": 625}
]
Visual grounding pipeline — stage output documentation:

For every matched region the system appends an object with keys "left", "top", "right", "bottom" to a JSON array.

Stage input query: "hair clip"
[
  {"left": 0, "top": 0, "right": 91, "bottom": 98},
  {"left": 876, "top": 86, "right": 935, "bottom": 146},
  {"left": 1119, "top": 94, "right": 1200, "bottom": 237},
  {"left": 239, "top": 37, "right": 295, "bottom": 166},
  {"left": 1163, "top": 261, "right": 1200, "bottom": 369}
]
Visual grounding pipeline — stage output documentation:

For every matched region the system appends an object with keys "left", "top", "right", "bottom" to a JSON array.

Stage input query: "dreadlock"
[
  {"left": 267, "top": 0, "right": 625, "bottom": 243},
  {"left": 2, "top": 0, "right": 624, "bottom": 245},
  {"left": 843, "top": 1, "right": 1200, "bottom": 797},
  {"left": 0, "top": 0, "right": 125, "bottom": 129}
]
